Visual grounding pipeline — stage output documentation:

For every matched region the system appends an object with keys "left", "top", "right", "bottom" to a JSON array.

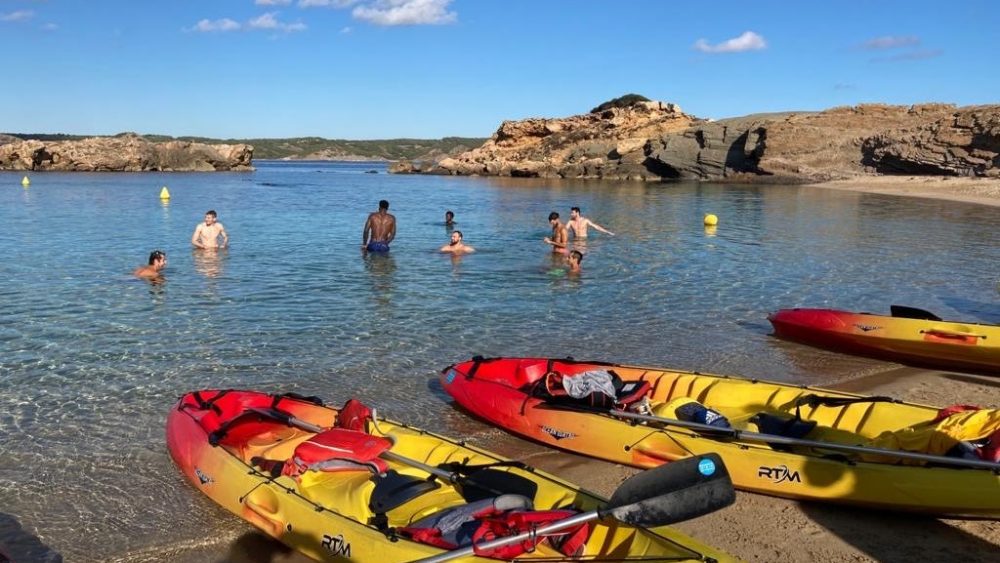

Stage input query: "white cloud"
[
  {"left": 188, "top": 13, "right": 305, "bottom": 33},
  {"left": 693, "top": 31, "right": 766, "bottom": 54},
  {"left": 862, "top": 36, "right": 920, "bottom": 50},
  {"left": 191, "top": 18, "right": 241, "bottom": 32},
  {"left": 41, "top": 22, "right": 58, "bottom": 31},
  {"left": 353, "top": 0, "right": 456, "bottom": 26},
  {"left": 248, "top": 12, "right": 307, "bottom": 32},
  {"left": 297, "top": 0, "right": 455, "bottom": 26},
  {"left": 340, "top": 26, "right": 352, "bottom": 33},
  {"left": 873, "top": 49, "right": 943, "bottom": 63},
  {"left": 256, "top": 0, "right": 293, "bottom": 5},
  {"left": 1, "top": 10, "right": 34, "bottom": 22}
]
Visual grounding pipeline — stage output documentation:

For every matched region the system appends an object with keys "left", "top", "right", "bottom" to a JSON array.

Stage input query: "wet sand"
[{"left": 114, "top": 176, "right": 1000, "bottom": 562}]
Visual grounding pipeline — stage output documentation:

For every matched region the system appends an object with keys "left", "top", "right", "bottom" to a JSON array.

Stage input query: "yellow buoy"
[
  {"left": 21, "top": 176, "right": 30, "bottom": 187},
  {"left": 159, "top": 186, "right": 170, "bottom": 200},
  {"left": 703, "top": 213, "right": 718, "bottom": 226}
]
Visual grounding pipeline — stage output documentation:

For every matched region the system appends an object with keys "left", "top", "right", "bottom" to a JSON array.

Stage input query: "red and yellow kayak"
[
  {"left": 167, "top": 389, "right": 734, "bottom": 562},
  {"left": 441, "top": 357, "right": 1000, "bottom": 518},
  {"left": 768, "top": 307, "right": 1000, "bottom": 374}
]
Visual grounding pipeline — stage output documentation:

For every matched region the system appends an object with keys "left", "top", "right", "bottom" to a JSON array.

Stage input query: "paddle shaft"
[
  {"left": 613, "top": 410, "right": 1000, "bottom": 471},
  {"left": 410, "top": 510, "right": 598, "bottom": 563}
]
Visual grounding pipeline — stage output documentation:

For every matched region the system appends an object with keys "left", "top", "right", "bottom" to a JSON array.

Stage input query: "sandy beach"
[{"left": 806, "top": 176, "right": 1000, "bottom": 207}]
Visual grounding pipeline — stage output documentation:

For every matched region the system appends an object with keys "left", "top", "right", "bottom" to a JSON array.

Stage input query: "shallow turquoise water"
[{"left": 1, "top": 161, "right": 998, "bottom": 560}]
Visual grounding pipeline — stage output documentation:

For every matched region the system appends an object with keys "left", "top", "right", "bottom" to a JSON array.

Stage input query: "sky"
[{"left": 1, "top": 0, "right": 997, "bottom": 139}]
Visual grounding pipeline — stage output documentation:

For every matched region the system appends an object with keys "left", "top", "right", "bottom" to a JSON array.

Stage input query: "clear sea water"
[{"left": 1, "top": 161, "right": 998, "bottom": 561}]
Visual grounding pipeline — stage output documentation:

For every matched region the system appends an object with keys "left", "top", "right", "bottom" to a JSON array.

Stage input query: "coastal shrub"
[{"left": 590, "top": 94, "right": 651, "bottom": 113}]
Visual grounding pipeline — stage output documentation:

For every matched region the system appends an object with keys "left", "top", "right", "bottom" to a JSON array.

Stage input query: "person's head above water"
[
  {"left": 548, "top": 211, "right": 560, "bottom": 223},
  {"left": 148, "top": 250, "right": 167, "bottom": 265},
  {"left": 568, "top": 249, "right": 583, "bottom": 271},
  {"left": 450, "top": 230, "right": 463, "bottom": 244},
  {"left": 445, "top": 210, "right": 454, "bottom": 222},
  {"left": 379, "top": 199, "right": 389, "bottom": 210},
  {"left": 570, "top": 206, "right": 581, "bottom": 218}
]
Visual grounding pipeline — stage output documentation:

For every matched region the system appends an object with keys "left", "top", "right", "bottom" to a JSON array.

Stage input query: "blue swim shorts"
[{"left": 366, "top": 241, "right": 390, "bottom": 253}]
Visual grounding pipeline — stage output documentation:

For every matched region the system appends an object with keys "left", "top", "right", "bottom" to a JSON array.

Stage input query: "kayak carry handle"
[{"left": 920, "top": 328, "right": 987, "bottom": 340}]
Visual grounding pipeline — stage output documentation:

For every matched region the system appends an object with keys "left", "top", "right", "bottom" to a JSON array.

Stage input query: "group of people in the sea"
[
  {"left": 133, "top": 209, "right": 228, "bottom": 279},
  {"left": 135, "top": 201, "right": 612, "bottom": 279},
  {"left": 360, "top": 199, "right": 612, "bottom": 274}
]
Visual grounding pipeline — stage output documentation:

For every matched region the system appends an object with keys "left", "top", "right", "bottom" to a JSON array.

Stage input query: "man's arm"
[
  {"left": 219, "top": 224, "right": 229, "bottom": 248},
  {"left": 362, "top": 216, "right": 372, "bottom": 246},
  {"left": 586, "top": 219, "right": 614, "bottom": 236},
  {"left": 191, "top": 225, "right": 205, "bottom": 249},
  {"left": 544, "top": 230, "right": 568, "bottom": 249}
]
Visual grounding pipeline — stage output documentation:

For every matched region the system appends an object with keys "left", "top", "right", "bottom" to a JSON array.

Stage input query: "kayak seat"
[
  {"left": 369, "top": 469, "right": 441, "bottom": 514},
  {"left": 750, "top": 413, "right": 817, "bottom": 448},
  {"left": 527, "top": 369, "right": 650, "bottom": 410}
]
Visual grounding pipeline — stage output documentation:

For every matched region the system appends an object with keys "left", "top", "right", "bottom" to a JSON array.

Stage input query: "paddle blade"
[{"left": 604, "top": 453, "right": 734, "bottom": 527}]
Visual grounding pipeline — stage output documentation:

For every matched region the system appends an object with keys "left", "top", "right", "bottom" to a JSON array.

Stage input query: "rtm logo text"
[
  {"left": 321, "top": 534, "right": 351, "bottom": 557},
  {"left": 758, "top": 465, "right": 801, "bottom": 484}
]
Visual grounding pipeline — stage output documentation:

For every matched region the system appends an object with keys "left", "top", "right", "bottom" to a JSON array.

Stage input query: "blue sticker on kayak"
[
  {"left": 698, "top": 458, "right": 716, "bottom": 476},
  {"left": 444, "top": 369, "right": 457, "bottom": 385}
]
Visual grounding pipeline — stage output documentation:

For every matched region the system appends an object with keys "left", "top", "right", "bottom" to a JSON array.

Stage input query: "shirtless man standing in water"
[
  {"left": 191, "top": 210, "right": 229, "bottom": 249},
  {"left": 362, "top": 200, "right": 396, "bottom": 252},
  {"left": 543, "top": 211, "right": 569, "bottom": 253},
  {"left": 567, "top": 206, "right": 614, "bottom": 238}
]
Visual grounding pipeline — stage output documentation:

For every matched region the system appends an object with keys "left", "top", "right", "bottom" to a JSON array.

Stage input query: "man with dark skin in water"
[
  {"left": 362, "top": 200, "right": 396, "bottom": 252},
  {"left": 543, "top": 211, "right": 569, "bottom": 253}
]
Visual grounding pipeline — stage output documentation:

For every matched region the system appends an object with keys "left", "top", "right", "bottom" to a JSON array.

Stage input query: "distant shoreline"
[{"left": 806, "top": 176, "right": 1000, "bottom": 208}]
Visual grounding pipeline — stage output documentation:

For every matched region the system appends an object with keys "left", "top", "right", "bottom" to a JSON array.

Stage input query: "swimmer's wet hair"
[{"left": 548, "top": 212, "right": 559, "bottom": 221}]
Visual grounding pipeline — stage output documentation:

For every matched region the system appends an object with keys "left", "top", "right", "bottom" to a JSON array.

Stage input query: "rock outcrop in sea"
[
  {"left": 0, "top": 134, "right": 253, "bottom": 172},
  {"left": 390, "top": 101, "right": 1000, "bottom": 182}
]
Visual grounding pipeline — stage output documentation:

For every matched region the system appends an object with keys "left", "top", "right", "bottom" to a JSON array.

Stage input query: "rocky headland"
[
  {"left": 0, "top": 134, "right": 253, "bottom": 172},
  {"left": 390, "top": 100, "right": 1000, "bottom": 183}
]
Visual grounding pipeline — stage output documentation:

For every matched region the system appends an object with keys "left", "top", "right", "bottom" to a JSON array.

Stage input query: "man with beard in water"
[
  {"left": 134, "top": 250, "right": 167, "bottom": 279},
  {"left": 362, "top": 199, "right": 396, "bottom": 253},
  {"left": 440, "top": 230, "right": 475, "bottom": 254}
]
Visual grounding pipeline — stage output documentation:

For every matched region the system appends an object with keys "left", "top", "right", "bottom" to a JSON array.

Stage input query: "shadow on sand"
[
  {"left": 800, "top": 503, "right": 998, "bottom": 563},
  {"left": 0, "top": 512, "right": 62, "bottom": 563},
  {"left": 215, "top": 531, "right": 306, "bottom": 563}
]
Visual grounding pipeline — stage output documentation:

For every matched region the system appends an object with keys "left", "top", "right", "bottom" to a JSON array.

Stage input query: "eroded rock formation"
[
  {"left": 0, "top": 134, "right": 254, "bottom": 172},
  {"left": 392, "top": 102, "right": 1000, "bottom": 182}
]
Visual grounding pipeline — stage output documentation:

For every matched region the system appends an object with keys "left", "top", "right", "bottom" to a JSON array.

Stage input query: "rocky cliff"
[
  {"left": 391, "top": 102, "right": 1000, "bottom": 182},
  {"left": 0, "top": 134, "right": 253, "bottom": 172}
]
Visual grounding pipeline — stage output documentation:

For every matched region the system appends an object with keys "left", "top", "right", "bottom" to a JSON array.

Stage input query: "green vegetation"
[
  {"left": 2, "top": 133, "right": 487, "bottom": 161},
  {"left": 590, "top": 94, "right": 651, "bottom": 113}
]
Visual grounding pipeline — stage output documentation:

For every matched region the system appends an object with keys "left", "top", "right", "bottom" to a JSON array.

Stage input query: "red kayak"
[{"left": 768, "top": 306, "right": 1000, "bottom": 374}]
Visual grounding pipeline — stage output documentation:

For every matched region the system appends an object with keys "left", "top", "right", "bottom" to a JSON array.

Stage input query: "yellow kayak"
[
  {"left": 769, "top": 306, "right": 1000, "bottom": 374},
  {"left": 167, "top": 390, "right": 737, "bottom": 562},
  {"left": 442, "top": 357, "right": 1000, "bottom": 518}
]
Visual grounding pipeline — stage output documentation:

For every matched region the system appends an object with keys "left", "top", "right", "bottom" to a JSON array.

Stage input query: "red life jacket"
[
  {"left": 283, "top": 427, "right": 390, "bottom": 477},
  {"left": 399, "top": 497, "right": 590, "bottom": 559}
]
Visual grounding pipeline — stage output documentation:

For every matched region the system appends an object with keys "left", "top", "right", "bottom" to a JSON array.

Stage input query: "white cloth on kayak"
[{"left": 562, "top": 370, "right": 617, "bottom": 400}]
